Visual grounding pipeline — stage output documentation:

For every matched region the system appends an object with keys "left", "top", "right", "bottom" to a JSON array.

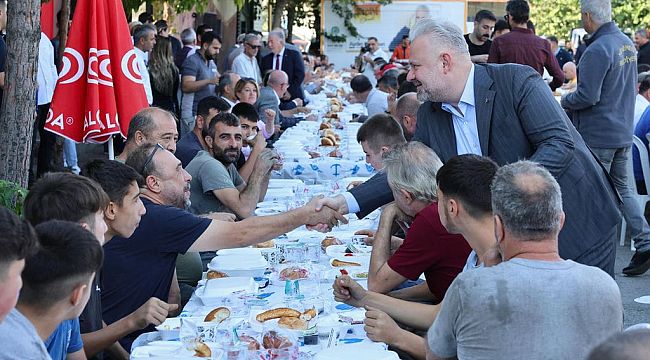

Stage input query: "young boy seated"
[
  {"left": 0, "top": 220, "right": 103, "bottom": 359},
  {"left": 0, "top": 207, "right": 39, "bottom": 324},
  {"left": 24, "top": 172, "right": 173, "bottom": 359}
]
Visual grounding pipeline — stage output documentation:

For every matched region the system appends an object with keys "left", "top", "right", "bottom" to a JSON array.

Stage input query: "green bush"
[{"left": 0, "top": 180, "right": 28, "bottom": 217}]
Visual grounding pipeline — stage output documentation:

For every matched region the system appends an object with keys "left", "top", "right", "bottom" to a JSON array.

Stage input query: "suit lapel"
[
  {"left": 282, "top": 49, "right": 290, "bottom": 72},
  {"left": 473, "top": 65, "right": 495, "bottom": 156},
  {"left": 429, "top": 102, "right": 457, "bottom": 162}
]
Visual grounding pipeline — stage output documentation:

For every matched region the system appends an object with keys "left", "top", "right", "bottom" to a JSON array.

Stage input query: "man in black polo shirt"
[
  {"left": 464, "top": 10, "right": 497, "bottom": 63},
  {"left": 102, "top": 144, "right": 345, "bottom": 350}
]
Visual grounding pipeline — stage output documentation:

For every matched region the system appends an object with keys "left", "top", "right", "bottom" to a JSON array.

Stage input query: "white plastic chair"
[{"left": 621, "top": 135, "right": 650, "bottom": 249}]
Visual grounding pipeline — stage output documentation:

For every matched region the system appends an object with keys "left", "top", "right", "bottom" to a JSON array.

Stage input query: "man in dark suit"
[
  {"left": 318, "top": 18, "right": 621, "bottom": 276},
  {"left": 547, "top": 35, "right": 574, "bottom": 68},
  {"left": 261, "top": 30, "right": 305, "bottom": 102}
]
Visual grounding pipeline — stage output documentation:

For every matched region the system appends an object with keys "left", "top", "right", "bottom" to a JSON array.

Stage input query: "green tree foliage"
[
  {"left": 529, "top": 0, "right": 581, "bottom": 39},
  {"left": 0, "top": 180, "right": 28, "bottom": 217},
  {"left": 330, "top": 0, "right": 392, "bottom": 38},
  {"left": 612, "top": 0, "right": 650, "bottom": 33},
  {"left": 530, "top": 0, "right": 650, "bottom": 39}
]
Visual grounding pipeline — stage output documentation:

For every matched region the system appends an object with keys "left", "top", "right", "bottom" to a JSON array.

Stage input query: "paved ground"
[{"left": 614, "top": 242, "right": 650, "bottom": 328}]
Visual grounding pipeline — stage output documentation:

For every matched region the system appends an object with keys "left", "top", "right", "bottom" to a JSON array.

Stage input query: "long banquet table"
[{"left": 129, "top": 83, "right": 403, "bottom": 359}]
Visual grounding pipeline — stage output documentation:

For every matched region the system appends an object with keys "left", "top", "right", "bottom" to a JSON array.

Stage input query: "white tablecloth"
[{"left": 130, "top": 87, "right": 400, "bottom": 359}]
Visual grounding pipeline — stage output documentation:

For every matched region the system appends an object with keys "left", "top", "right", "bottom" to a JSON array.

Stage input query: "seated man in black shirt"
[
  {"left": 464, "top": 10, "right": 497, "bottom": 63},
  {"left": 102, "top": 144, "right": 345, "bottom": 350}
]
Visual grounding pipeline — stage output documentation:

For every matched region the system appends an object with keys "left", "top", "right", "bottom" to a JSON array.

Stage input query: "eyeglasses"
[
  {"left": 246, "top": 43, "right": 262, "bottom": 49},
  {"left": 142, "top": 143, "right": 164, "bottom": 176},
  {"left": 157, "top": 27, "right": 168, "bottom": 33}
]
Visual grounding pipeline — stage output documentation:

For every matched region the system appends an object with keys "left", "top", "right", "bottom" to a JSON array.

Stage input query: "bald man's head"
[
  {"left": 268, "top": 70, "right": 288, "bottom": 85},
  {"left": 268, "top": 70, "right": 289, "bottom": 97},
  {"left": 125, "top": 107, "right": 178, "bottom": 153},
  {"left": 563, "top": 62, "right": 577, "bottom": 81},
  {"left": 394, "top": 93, "right": 422, "bottom": 140}
]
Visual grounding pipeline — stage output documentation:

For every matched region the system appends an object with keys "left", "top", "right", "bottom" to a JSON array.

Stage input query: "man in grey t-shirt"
[
  {"left": 180, "top": 31, "right": 221, "bottom": 135},
  {"left": 186, "top": 113, "right": 276, "bottom": 218},
  {"left": 427, "top": 161, "right": 623, "bottom": 360},
  {"left": 187, "top": 150, "right": 244, "bottom": 215}
]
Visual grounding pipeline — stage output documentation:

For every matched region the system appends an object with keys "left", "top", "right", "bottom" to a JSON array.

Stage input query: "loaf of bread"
[
  {"left": 204, "top": 307, "right": 230, "bottom": 323},
  {"left": 325, "top": 134, "right": 337, "bottom": 145},
  {"left": 321, "top": 137, "right": 335, "bottom": 146},
  {"left": 301, "top": 308, "right": 317, "bottom": 321},
  {"left": 194, "top": 342, "right": 211, "bottom": 357},
  {"left": 321, "top": 236, "right": 342, "bottom": 250},
  {"left": 331, "top": 259, "right": 362, "bottom": 267},
  {"left": 278, "top": 316, "right": 308, "bottom": 330},
  {"left": 255, "top": 239, "right": 275, "bottom": 248},
  {"left": 256, "top": 307, "right": 301, "bottom": 322},
  {"left": 206, "top": 270, "right": 228, "bottom": 279}
]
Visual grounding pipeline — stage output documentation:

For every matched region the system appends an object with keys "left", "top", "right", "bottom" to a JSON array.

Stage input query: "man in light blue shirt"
[
  {"left": 341, "top": 66, "right": 481, "bottom": 213},
  {"left": 441, "top": 65, "right": 481, "bottom": 156}
]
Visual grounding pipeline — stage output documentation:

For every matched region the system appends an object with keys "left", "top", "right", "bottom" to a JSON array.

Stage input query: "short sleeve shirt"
[
  {"left": 186, "top": 150, "right": 244, "bottom": 215},
  {"left": 365, "top": 88, "right": 389, "bottom": 117},
  {"left": 387, "top": 203, "right": 471, "bottom": 302},
  {"left": 44, "top": 318, "right": 83, "bottom": 359},
  {"left": 181, "top": 52, "right": 218, "bottom": 116},
  {"left": 0, "top": 308, "right": 52, "bottom": 360},
  {"left": 464, "top": 34, "right": 492, "bottom": 56},
  {"left": 101, "top": 198, "right": 211, "bottom": 351},
  {"left": 428, "top": 259, "right": 623, "bottom": 360},
  {"left": 78, "top": 274, "right": 104, "bottom": 360},
  {"left": 175, "top": 131, "right": 204, "bottom": 168}
]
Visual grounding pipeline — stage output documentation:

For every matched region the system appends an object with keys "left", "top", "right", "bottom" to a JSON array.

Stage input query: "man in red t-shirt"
[{"left": 366, "top": 142, "right": 471, "bottom": 303}]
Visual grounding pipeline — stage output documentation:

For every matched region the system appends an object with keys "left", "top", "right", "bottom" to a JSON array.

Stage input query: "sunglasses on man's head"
[{"left": 142, "top": 143, "right": 165, "bottom": 176}]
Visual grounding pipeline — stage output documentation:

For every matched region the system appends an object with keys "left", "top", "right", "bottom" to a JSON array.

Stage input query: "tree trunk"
[
  {"left": 56, "top": 0, "right": 71, "bottom": 69},
  {"left": 271, "top": 0, "right": 288, "bottom": 30},
  {"left": 0, "top": 0, "right": 40, "bottom": 188},
  {"left": 286, "top": 1, "right": 295, "bottom": 39}
]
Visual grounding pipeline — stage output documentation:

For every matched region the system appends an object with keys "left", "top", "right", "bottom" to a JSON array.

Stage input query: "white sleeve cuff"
[{"left": 341, "top": 192, "right": 361, "bottom": 214}]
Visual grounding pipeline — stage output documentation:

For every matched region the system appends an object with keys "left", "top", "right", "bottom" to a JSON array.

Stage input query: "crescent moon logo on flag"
[
  {"left": 121, "top": 49, "right": 143, "bottom": 84},
  {"left": 59, "top": 48, "right": 85, "bottom": 85},
  {"left": 88, "top": 48, "right": 113, "bottom": 87}
]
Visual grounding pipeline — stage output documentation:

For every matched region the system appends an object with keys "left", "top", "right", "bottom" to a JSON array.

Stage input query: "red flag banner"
[{"left": 46, "top": 0, "right": 148, "bottom": 143}]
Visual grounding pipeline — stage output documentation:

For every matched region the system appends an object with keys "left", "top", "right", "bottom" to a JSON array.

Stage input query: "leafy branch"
[
  {"left": 330, "top": 0, "right": 392, "bottom": 40},
  {"left": 324, "top": 31, "right": 347, "bottom": 43}
]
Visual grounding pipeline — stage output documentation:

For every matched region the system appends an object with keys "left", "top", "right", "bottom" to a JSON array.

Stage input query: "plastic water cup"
[{"left": 305, "top": 243, "right": 321, "bottom": 263}]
